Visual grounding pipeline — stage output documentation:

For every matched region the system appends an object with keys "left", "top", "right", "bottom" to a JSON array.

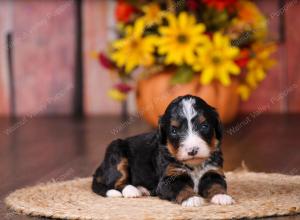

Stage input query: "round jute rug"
[{"left": 4, "top": 172, "right": 300, "bottom": 220}]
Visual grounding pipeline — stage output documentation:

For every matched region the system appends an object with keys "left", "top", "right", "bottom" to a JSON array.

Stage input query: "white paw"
[
  {"left": 122, "top": 185, "right": 142, "bottom": 198},
  {"left": 182, "top": 196, "right": 204, "bottom": 207},
  {"left": 137, "top": 186, "right": 150, "bottom": 196},
  {"left": 106, "top": 189, "right": 122, "bottom": 197},
  {"left": 211, "top": 194, "right": 235, "bottom": 205}
]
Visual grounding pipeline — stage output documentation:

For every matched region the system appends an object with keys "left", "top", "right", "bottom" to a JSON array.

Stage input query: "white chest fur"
[{"left": 188, "top": 165, "right": 218, "bottom": 193}]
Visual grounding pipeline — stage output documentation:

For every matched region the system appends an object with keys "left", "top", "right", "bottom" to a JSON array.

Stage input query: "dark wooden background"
[{"left": 0, "top": 0, "right": 299, "bottom": 117}]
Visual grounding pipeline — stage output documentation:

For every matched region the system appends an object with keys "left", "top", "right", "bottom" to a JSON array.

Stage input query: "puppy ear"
[
  {"left": 213, "top": 109, "right": 223, "bottom": 141},
  {"left": 158, "top": 116, "right": 167, "bottom": 145}
]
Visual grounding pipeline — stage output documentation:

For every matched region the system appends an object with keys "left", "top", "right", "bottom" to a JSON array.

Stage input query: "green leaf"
[
  {"left": 171, "top": 66, "right": 194, "bottom": 85},
  {"left": 202, "top": 8, "right": 230, "bottom": 32}
]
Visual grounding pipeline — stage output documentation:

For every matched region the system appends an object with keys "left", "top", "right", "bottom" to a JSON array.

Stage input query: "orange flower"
[
  {"left": 236, "top": 0, "right": 267, "bottom": 39},
  {"left": 237, "top": 1, "right": 261, "bottom": 24},
  {"left": 115, "top": 0, "right": 135, "bottom": 23}
]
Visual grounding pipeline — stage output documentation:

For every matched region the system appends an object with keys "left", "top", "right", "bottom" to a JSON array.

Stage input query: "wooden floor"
[{"left": 0, "top": 114, "right": 300, "bottom": 220}]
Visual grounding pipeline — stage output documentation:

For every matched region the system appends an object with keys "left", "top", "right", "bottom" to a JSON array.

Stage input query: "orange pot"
[{"left": 136, "top": 71, "right": 240, "bottom": 127}]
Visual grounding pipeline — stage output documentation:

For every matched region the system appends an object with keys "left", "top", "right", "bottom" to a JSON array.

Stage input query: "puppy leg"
[
  {"left": 92, "top": 139, "right": 130, "bottom": 197},
  {"left": 156, "top": 164, "right": 204, "bottom": 207},
  {"left": 199, "top": 171, "right": 235, "bottom": 205}
]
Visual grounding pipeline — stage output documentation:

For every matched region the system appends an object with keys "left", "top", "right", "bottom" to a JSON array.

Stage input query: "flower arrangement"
[{"left": 97, "top": 0, "right": 276, "bottom": 101}]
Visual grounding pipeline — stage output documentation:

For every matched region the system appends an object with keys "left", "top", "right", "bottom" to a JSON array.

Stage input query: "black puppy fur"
[{"left": 92, "top": 95, "right": 231, "bottom": 205}]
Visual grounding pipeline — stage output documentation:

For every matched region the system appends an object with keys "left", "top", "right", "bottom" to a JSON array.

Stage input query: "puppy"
[{"left": 92, "top": 95, "right": 234, "bottom": 207}]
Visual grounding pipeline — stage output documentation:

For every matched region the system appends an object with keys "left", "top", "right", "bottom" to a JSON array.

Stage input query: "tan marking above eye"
[
  {"left": 198, "top": 115, "right": 206, "bottom": 124},
  {"left": 171, "top": 120, "right": 180, "bottom": 128}
]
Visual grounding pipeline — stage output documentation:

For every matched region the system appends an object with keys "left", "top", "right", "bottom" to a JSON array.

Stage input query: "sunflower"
[
  {"left": 111, "top": 19, "right": 156, "bottom": 73},
  {"left": 246, "top": 43, "right": 276, "bottom": 88},
  {"left": 237, "top": 43, "right": 276, "bottom": 100},
  {"left": 108, "top": 88, "right": 127, "bottom": 101},
  {"left": 237, "top": 84, "right": 251, "bottom": 101},
  {"left": 194, "top": 32, "right": 240, "bottom": 86},
  {"left": 157, "top": 12, "right": 209, "bottom": 66}
]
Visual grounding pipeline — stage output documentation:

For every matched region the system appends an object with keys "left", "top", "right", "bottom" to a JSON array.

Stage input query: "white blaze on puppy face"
[
  {"left": 177, "top": 133, "right": 210, "bottom": 161},
  {"left": 181, "top": 98, "right": 197, "bottom": 123},
  {"left": 177, "top": 98, "right": 210, "bottom": 161}
]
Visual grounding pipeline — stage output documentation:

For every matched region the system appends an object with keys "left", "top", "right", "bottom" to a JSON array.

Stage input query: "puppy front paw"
[
  {"left": 182, "top": 196, "right": 204, "bottom": 207},
  {"left": 211, "top": 194, "right": 235, "bottom": 205},
  {"left": 137, "top": 186, "right": 150, "bottom": 196},
  {"left": 122, "top": 185, "right": 142, "bottom": 198},
  {"left": 106, "top": 189, "right": 123, "bottom": 197}
]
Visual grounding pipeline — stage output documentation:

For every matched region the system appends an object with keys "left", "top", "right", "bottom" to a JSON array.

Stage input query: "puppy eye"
[
  {"left": 171, "top": 126, "right": 177, "bottom": 135},
  {"left": 200, "top": 123, "right": 209, "bottom": 131}
]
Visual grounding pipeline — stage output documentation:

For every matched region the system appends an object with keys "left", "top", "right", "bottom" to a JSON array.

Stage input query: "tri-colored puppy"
[{"left": 92, "top": 95, "right": 234, "bottom": 207}]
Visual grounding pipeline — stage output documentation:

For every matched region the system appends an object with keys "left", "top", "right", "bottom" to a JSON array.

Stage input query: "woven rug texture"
[{"left": 4, "top": 172, "right": 300, "bottom": 220}]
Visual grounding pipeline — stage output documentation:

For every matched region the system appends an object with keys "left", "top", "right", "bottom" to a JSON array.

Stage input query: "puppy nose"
[{"left": 188, "top": 147, "right": 198, "bottom": 156}]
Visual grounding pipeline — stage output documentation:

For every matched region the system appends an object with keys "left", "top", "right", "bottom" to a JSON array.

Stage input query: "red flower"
[
  {"left": 235, "top": 49, "right": 250, "bottom": 68},
  {"left": 99, "top": 52, "right": 115, "bottom": 69},
  {"left": 187, "top": 0, "right": 199, "bottom": 10},
  {"left": 115, "top": 0, "right": 135, "bottom": 23},
  {"left": 203, "top": 0, "right": 237, "bottom": 11},
  {"left": 114, "top": 83, "right": 132, "bottom": 93},
  {"left": 235, "top": 57, "right": 249, "bottom": 68}
]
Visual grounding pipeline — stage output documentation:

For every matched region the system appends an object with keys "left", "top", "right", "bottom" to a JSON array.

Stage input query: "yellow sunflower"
[
  {"left": 195, "top": 32, "right": 240, "bottom": 86},
  {"left": 141, "top": 3, "right": 165, "bottom": 27},
  {"left": 108, "top": 88, "right": 126, "bottom": 101},
  {"left": 237, "top": 84, "right": 251, "bottom": 101},
  {"left": 111, "top": 19, "right": 156, "bottom": 73},
  {"left": 246, "top": 43, "right": 276, "bottom": 88},
  {"left": 157, "top": 12, "right": 209, "bottom": 66}
]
